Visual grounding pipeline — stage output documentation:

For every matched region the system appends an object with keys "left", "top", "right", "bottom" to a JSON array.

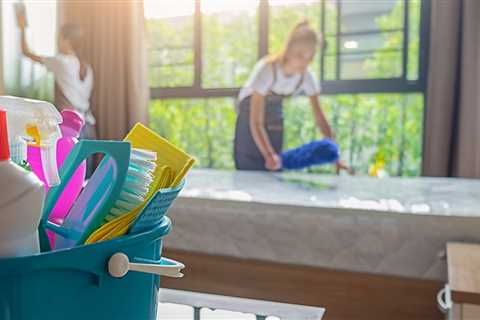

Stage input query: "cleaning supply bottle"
[
  {"left": 0, "top": 96, "right": 62, "bottom": 187},
  {"left": 28, "top": 110, "right": 86, "bottom": 248},
  {"left": 368, "top": 153, "right": 388, "bottom": 178},
  {"left": 0, "top": 109, "right": 44, "bottom": 257},
  {"left": 53, "top": 110, "right": 86, "bottom": 218},
  {"left": 28, "top": 110, "right": 85, "bottom": 208}
]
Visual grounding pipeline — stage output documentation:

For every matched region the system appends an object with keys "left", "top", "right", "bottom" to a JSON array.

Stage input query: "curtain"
[
  {"left": 422, "top": 0, "right": 480, "bottom": 178},
  {"left": 59, "top": 0, "right": 149, "bottom": 140}
]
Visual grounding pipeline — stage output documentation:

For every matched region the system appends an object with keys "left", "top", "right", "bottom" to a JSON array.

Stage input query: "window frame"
[{"left": 149, "top": 0, "right": 431, "bottom": 99}]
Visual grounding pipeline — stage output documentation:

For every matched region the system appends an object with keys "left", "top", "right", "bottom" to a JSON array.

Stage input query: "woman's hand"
[
  {"left": 265, "top": 153, "right": 282, "bottom": 171},
  {"left": 324, "top": 128, "right": 334, "bottom": 141},
  {"left": 336, "top": 160, "right": 355, "bottom": 175},
  {"left": 15, "top": 7, "right": 27, "bottom": 30},
  {"left": 17, "top": 14, "right": 45, "bottom": 64}
]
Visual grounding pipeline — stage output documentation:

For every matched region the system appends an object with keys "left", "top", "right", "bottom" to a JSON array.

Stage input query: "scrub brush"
[
  {"left": 103, "top": 148, "right": 157, "bottom": 222},
  {"left": 84, "top": 165, "right": 173, "bottom": 244}
]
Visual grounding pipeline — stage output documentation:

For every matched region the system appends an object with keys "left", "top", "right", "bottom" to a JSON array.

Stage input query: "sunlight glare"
[
  {"left": 144, "top": 0, "right": 195, "bottom": 19},
  {"left": 144, "top": 0, "right": 318, "bottom": 19}
]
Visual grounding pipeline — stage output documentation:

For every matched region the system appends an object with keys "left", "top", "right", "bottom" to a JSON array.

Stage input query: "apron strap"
[
  {"left": 292, "top": 72, "right": 305, "bottom": 94},
  {"left": 267, "top": 62, "right": 278, "bottom": 96}
]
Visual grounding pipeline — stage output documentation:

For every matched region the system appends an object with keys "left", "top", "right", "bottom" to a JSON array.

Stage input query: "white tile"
[
  {"left": 201, "top": 308, "right": 256, "bottom": 320},
  {"left": 157, "top": 303, "right": 193, "bottom": 320}
]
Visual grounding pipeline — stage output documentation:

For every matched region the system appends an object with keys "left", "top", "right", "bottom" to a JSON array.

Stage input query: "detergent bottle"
[
  {"left": 0, "top": 109, "right": 44, "bottom": 257},
  {"left": 368, "top": 153, "right": 388, "bottom": 178},
  {"left": 53, "top": 109, "right": 86, "bottom": 218},
  {"left": 27, "top": 110, "right": 86, "bottom": 248},
  {"left": 0, "top": 96, "right": 62, "bottom": 187}
]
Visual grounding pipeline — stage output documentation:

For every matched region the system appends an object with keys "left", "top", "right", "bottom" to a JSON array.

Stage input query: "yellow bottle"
[{"left": 369, "top": 154, "right": 387, "bottom": 178}]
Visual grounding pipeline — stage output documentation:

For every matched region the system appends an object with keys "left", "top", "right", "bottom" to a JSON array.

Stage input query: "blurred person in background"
[
  {"left": 17, "top": 8, "right": 96, "bottom": 141},
  {"left": 234, "top": 21, "right": 349, "bottom": 172}
]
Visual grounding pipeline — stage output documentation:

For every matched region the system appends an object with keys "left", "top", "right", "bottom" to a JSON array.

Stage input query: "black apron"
[{"left": 234, "top": 64, "right": 304, "bottom": 170}]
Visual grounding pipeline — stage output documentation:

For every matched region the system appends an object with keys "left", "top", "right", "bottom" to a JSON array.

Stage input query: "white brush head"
[{"left": 105, "top": 148, "right": 157, "bottom": 222}]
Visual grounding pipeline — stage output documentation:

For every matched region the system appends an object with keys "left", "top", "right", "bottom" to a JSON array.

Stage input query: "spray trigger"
[{"left": 26, "top": 124, "right": 41, "bottom": 147}]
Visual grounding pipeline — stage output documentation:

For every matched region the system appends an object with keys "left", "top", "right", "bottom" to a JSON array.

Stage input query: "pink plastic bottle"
[{"left": 27, "top": 110, "right": 86, "bottom": 248}]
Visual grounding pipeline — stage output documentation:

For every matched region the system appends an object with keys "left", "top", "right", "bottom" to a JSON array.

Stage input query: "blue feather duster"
[{"left": 281, "top": 139, "right": 339, "bottom": 170}]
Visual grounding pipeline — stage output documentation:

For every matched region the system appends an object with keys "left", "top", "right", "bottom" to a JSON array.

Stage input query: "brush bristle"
[{"left": 105, "top": 148, "right": 157, "bottom": 223}]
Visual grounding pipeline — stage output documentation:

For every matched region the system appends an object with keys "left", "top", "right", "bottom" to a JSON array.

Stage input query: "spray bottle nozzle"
[
  {"left": 0, "top": 96, "right": 62, "bottom": 187},
  {"left": 26, "top": 125, "right": 41, "bottom": 147},
  {"left": 26, "top": 124, "right": 60, "bottom": 186}
]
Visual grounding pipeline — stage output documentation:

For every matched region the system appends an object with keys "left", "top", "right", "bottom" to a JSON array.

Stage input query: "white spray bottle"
[
  {"left": 0, "top": 109, "right": 44, "bottom": 257},
  {"left": 0, "top": 96, "right": 62, "bottom": 187}
]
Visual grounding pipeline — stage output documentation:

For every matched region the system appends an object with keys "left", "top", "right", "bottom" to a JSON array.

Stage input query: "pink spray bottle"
[{"left": 27, "top": 110, "right": 86, "bottom": 248}]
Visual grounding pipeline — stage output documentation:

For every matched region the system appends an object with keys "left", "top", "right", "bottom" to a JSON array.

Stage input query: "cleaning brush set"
[
  {"left": 0, "top": 96, "right": 195, "bottom": 320},
  {"left": 41, "top": 123, "right": 195, "bottom": 250}
]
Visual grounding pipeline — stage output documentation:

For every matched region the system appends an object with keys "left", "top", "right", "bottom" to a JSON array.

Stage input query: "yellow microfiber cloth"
[
  {"left": 125, "top": 123, "right": 195, "bottom": 187},
  {"left": 84, "top": 124, "right": 194, "bottom": 244}
]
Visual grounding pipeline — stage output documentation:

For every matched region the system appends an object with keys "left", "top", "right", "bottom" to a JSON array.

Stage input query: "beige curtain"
[
  {"left": 59, "top": 0, "right": 149, "bottom": 140},
  {"left": 423, "top": 0, "right": 480, "bottom": 178}
]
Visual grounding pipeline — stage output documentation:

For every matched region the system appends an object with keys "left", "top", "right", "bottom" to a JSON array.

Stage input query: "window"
[
  {"left": 2, "top": 0, "right": 57, "bottom": 100},
  {"left": 149, "top": 98, "right": 236, "bottom": 169},
  {"left": 330, "top": 1, "right": 405, "bottom": 79},
  {"left": 145, "top": 0, "right": 430, "bottom": 176},
  {"left": 283, "top": 93, "right": 424, "bottom": 176},
  {"left": 202, "top": 0, "right": 259, "bottom": 88},
  {"left": 320, "top": 0, "right": 428, "bottom": 93},
  {"left": 145, "top": 0, "right": 429, "bottom": 95},
  {"left": 144, "top": 0, "right": 195, "bottom": 88}
]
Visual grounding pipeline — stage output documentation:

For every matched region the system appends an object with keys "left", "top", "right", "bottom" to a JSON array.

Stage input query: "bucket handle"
[
  {"left": 108, "top": 252, "right": 184, "bottom": 278},
  {"left": 437, "top": 285, "right": 452, "bottom": 314}
]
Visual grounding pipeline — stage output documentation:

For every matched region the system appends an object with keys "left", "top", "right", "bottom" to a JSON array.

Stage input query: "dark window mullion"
[
  {"left": 337, "top": 48, "right": 403, "bottom": 56},
  {"left": 335, "top": 0, "right": 341, "bottom": 80},
  {"left": 258, "top": 0, "right": 269, "bottom": 59},
  {"left": 329, "top": 28, "right": 404, "bottom": 37},
  {"left": 320, "top": 0, "right": 326, "bottom": 82},
  {"left": 194, "top": 0, "right": 202, "bottom": 89},
  {"left": 322, "top": 78, "right": 423, "bottom": 94},
  {"left": 402, "top": 0, "right": 409, "bottom": 79},
  {"left": 418, "top": 0, "right": 431, "bottom": 89}
]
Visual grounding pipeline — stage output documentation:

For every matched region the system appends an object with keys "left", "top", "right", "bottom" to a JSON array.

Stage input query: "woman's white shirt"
[
  {"left": 238, "top": 57, "right": 320, "bottom": 101},
  {"left": 44, "top": 54, "right": 95, "bottom": 125}
]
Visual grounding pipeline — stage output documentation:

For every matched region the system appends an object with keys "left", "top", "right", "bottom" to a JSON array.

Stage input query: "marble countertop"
[
  {"left": 168, "top": 170, "right": 480, "bottom": 280},
  {"left": 181, "top": 169, "right": 480, "bottom": 217}
]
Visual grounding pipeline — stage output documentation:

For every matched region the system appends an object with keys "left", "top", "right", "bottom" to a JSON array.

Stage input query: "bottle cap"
[
  {"left": 60, "top": 110, "right": 85, "bottom": 138},
  {"left": 0, "top": 109, "right": 10, "bottom": 161}
]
